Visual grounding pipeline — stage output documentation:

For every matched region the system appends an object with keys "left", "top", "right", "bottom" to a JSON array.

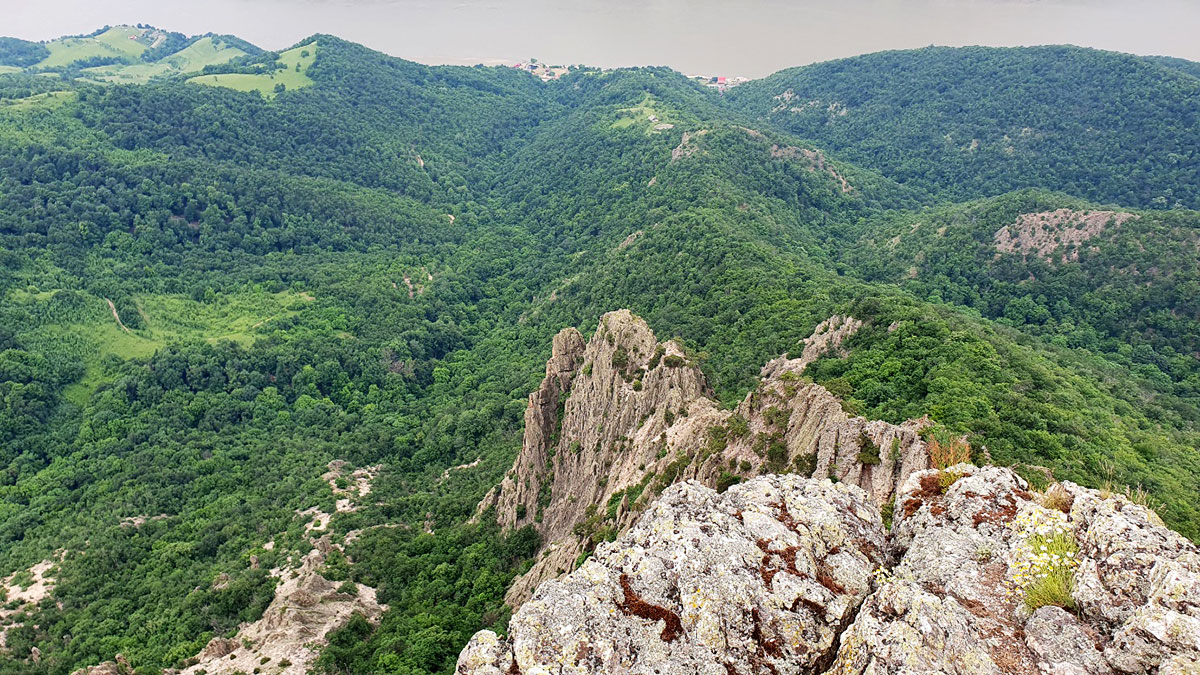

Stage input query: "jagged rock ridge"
[
  {"left": 461, "top": 475, "right": 886, "bottom": 674},
  {"left": 459, "top": 467, "right": 1200, "bottom": 674},
  {"left": 480, "top": 310, "right": 930, "bottom": 607}
]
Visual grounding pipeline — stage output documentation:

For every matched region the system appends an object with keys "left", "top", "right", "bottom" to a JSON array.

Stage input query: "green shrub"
[
  {"left": 857, "top": 432, "right": 881, "bottom": 465},
  {"left": 716, "top": 472, "right": 742, "bottom": 493},
  {"left": 611, "top": 347, "right": 629, "bottom": 369},
  {"left": 727, "top": 414, "right": 749, "bottom": 438}
]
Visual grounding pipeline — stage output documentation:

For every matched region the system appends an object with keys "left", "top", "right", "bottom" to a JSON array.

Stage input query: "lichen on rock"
[
  {"left": 466, "top": 464, "right": 1200, "bottom": 674},
  {"left": 460, "top": 475, "right": 885, "bottom": 674}
]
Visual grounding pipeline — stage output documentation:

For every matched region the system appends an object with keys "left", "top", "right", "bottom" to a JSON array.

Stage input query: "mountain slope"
[
  {"left": 841, "top": 189, "right": 1200, "bottom": 411},
  {"left": 727, "top": 46, "right": 1200, "bottom": 209},
  {"left": 0, "top": 29, "right": 1197, "bottom": 675}
]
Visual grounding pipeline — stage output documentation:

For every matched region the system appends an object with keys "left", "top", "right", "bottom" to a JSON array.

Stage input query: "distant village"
[{"left": 510, "top": 60, "right": 749, "bottom": 90}]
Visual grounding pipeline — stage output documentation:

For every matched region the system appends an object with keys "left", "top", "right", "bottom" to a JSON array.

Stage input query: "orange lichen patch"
[
  {"left": 756, "top": 538, "right": 806, "bottom": 587},
  {"left": 853, "top": 537, "right": 882, "bottom": 561},
  {"left": 616, "top": 573, "right": 683, "bottom": 642},
  {"left": 791, "top": 595, "right": 826, "bottom": 616},
  {"left": 815, "top": 565, "right": 845, "bottom": 594},
  {"left": 772, "top": 500, "right": 803, "bottom": 536},
  {"left": 918, "top": 473, "right": 943, "bottom": 497},
  {"left": 970, "top": 493, "right": 1019, "bottom": 527},
  {"left": 751, "top": 607, "right": 784, "bottom": 659},
  {"left": 994, "top": 209, "right": 1136, "bottom": 262}
]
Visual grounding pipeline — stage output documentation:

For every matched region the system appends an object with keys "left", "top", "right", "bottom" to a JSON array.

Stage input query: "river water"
[{"left": 8, "top": 0, "right": 1200, "bottom": 78}]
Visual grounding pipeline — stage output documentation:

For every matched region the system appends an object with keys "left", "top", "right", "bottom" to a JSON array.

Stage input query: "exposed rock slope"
[
  {"left": 481, "top": 311, "right": 929, "bottom": 606},
  {"left": 178, "top": 460, "right": 386, "bottom": 675},
  {"left": 461, "top": 475, "right": 886, "bottom": 674},
  {"left": 460, "top": 467, "right": 1200, "bottom": 674},
  {"left": 994, "top": 208, "right": 1137, "bottom": 262}
]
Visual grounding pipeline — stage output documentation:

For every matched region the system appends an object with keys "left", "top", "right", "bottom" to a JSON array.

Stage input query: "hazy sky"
[{"left": 6, "top": 0, "right": 1200, "bottom": 77}]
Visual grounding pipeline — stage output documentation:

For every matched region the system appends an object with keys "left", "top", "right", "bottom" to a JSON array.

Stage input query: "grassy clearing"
[
  {"left": 82, "top": 37, "right": 248, "bottom": 84},
  {"left": 39, "top": 26, "right": 148, "bottom": 68},
  {"left": 611, "top": 94, "right": 677, "bottom": 133},
  {"left": 0, "top": 90, "right": 77, "bottom": 110},
  {"left": 15, "top": 289, "right": 314, "bottom": 405},
  {"left": 188, "top": 42, "right": 316, "bottom": 97},
  {"left": 0, "top": 66, "right": 19, "bottom": 75}
]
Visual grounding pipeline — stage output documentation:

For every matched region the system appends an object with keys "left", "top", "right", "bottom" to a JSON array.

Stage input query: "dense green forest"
[
  {"left": 0, "top": 28, "right": 1197, "bottom": 675},
  {"left": 727, "top": 46, "right": 1200, "bottom": 209}
]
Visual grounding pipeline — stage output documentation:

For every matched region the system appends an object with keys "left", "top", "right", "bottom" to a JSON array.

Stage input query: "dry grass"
[
  {"left": 928, "top": 436, "right": 971, "bottom": 470},
  {"left": 1038, "top": 483, "right": 1074, "bottom": 513},
  {"left": 1096, "top": 460, "right": 1162, "bottom": 516}
]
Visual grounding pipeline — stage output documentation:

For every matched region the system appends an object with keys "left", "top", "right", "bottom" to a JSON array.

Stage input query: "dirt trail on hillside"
[{"left": 104, "top": 298, "right": 132, "bottom": 334}]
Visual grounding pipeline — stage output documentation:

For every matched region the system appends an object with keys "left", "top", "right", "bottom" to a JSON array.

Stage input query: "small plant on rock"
[
  {"left": 928, "top": 433, "right": 971, "bottom": 491},
  {"left": 1038, "top": 483, "right": 1074, "bottom": 513},
  {"left": 1007, "top": 509, "right": 1079, "bottom": 612}
]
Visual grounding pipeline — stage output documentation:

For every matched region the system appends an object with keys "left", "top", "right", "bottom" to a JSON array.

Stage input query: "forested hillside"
[
  {"left": 0, "top": 29, "right": 1197, "bottom": 675},
  {"left": 727, "top": 46, "right": 1200, "bottom": 209}
]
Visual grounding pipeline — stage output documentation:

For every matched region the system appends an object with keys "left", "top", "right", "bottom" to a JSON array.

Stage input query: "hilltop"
[
  {"left": 0, "top": 27, "right": 1196, "bottom": 675},
  {"left": 0, "top": 25, "right": 258, "bottom": 84},
  {"left": 728, "top": 45, "right": 1200, "bottom": 209}
]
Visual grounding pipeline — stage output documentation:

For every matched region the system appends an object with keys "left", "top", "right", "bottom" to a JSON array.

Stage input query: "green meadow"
[
  {"left": 81, "top": 36, "right": 249, "bottom": 84},
  {"left": 38, "top": 26, "right": 148, "bottom": 68},
  {"left": 8, "top": 287, "right": 314, "bottom": 405},
  {"left": 188, "top": 42, "right": 316, "bottom": 97}
]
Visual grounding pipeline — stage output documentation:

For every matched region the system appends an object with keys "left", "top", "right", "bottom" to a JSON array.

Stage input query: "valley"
[{"left": 0, "top": 24, "right": 1197, "bottom": 675}]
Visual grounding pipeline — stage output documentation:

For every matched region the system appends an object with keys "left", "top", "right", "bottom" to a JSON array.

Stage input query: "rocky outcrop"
[
  {"left": 180, "top": 536, "right": 386, "bottom": 675},
  {"left": 461, "top": 466, "right": 1200, "bottom": 674},
  {"left": 70, "top": 654, "right": 132, "bottom": 675},
  {"left": 994, "top": 208, "right": 1137, "bottom": 262},
  {"left": 460, "top": 475, "right": 886, "bottom": 674},
  {"left": 487, "top": 311, "right": 929, "bottom": 607},
  {"left": 2, "top": 552, "right": 64, "bottom": 652},
  {"left": 179, "top": 460, "right": 386, "bottom": 675},
  {"left": 833, "top": 465, "right": 1200, "bottom": 675},
  {"left": 1063, "top": 482, "right": 1200, "bottom": 673}
]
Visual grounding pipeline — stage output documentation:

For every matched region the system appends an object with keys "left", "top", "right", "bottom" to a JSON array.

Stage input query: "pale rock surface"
[
  {"left": 1062, "top": 482, "right": 1200, "bottom": 673},
  {"left": 461, "top": 465, "right": 1200, "bottom": 675},
  {"left": 179, "top": 537, "right": 385, "bottom": 675},
  {"left": 833, "top": 467, "right": 1200, "bottom": 675},
  {"left": 176, "top": 460, "right": 388, "bottom": 675},
  {"left": 459, "top": 475, "right": 886, "bottom": 674},
  {"left": 488, "top": 311, "right": 929, "bottom": 606},
  {"left": 70, "top": 654, "right": 132, "bottom": 675},
  {"left": 834, "top": 464, "right": 1045, "bottom": 675},
  {"left": 1025, "top": 606, "right": 1114, "bottom": 675},
  {"left": 1, "top": 552, "right": 64, "bottom": 651}
]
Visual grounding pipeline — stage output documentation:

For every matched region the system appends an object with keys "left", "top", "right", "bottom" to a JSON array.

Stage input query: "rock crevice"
[{"left": 461, "top": 467, "right": 1200, "bottom": 675}]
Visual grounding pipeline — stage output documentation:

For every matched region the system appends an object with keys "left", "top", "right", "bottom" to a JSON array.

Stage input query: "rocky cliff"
[
  {"left": 459, "top": 467, "right": 1200, "bottom": 674},
  {"left": 480, "top": 311, "right": 930, "bottom": 606}
]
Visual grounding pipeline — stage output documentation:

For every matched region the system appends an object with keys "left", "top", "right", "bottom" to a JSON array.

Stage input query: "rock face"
[
  {"left": 993, "top": 208, "right": 1137, "bottom": 262},
  {"left": 461, "top": 475, "right": 886, "bottom": 674},
  {"left": 486, "top": 311, "right": 929, "bottom": 607},
  {"left": 179, "top": 536, "right": 386, "bottom": 675},
  {"left": 462, "top": 466, "right": 1200, "bottom": 675},
  {"left": 178, "top": 460, "right": 386, "bottom": 675},
  {"left": 833, "top": 465, "right": 1200, "bottom": 675}
]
